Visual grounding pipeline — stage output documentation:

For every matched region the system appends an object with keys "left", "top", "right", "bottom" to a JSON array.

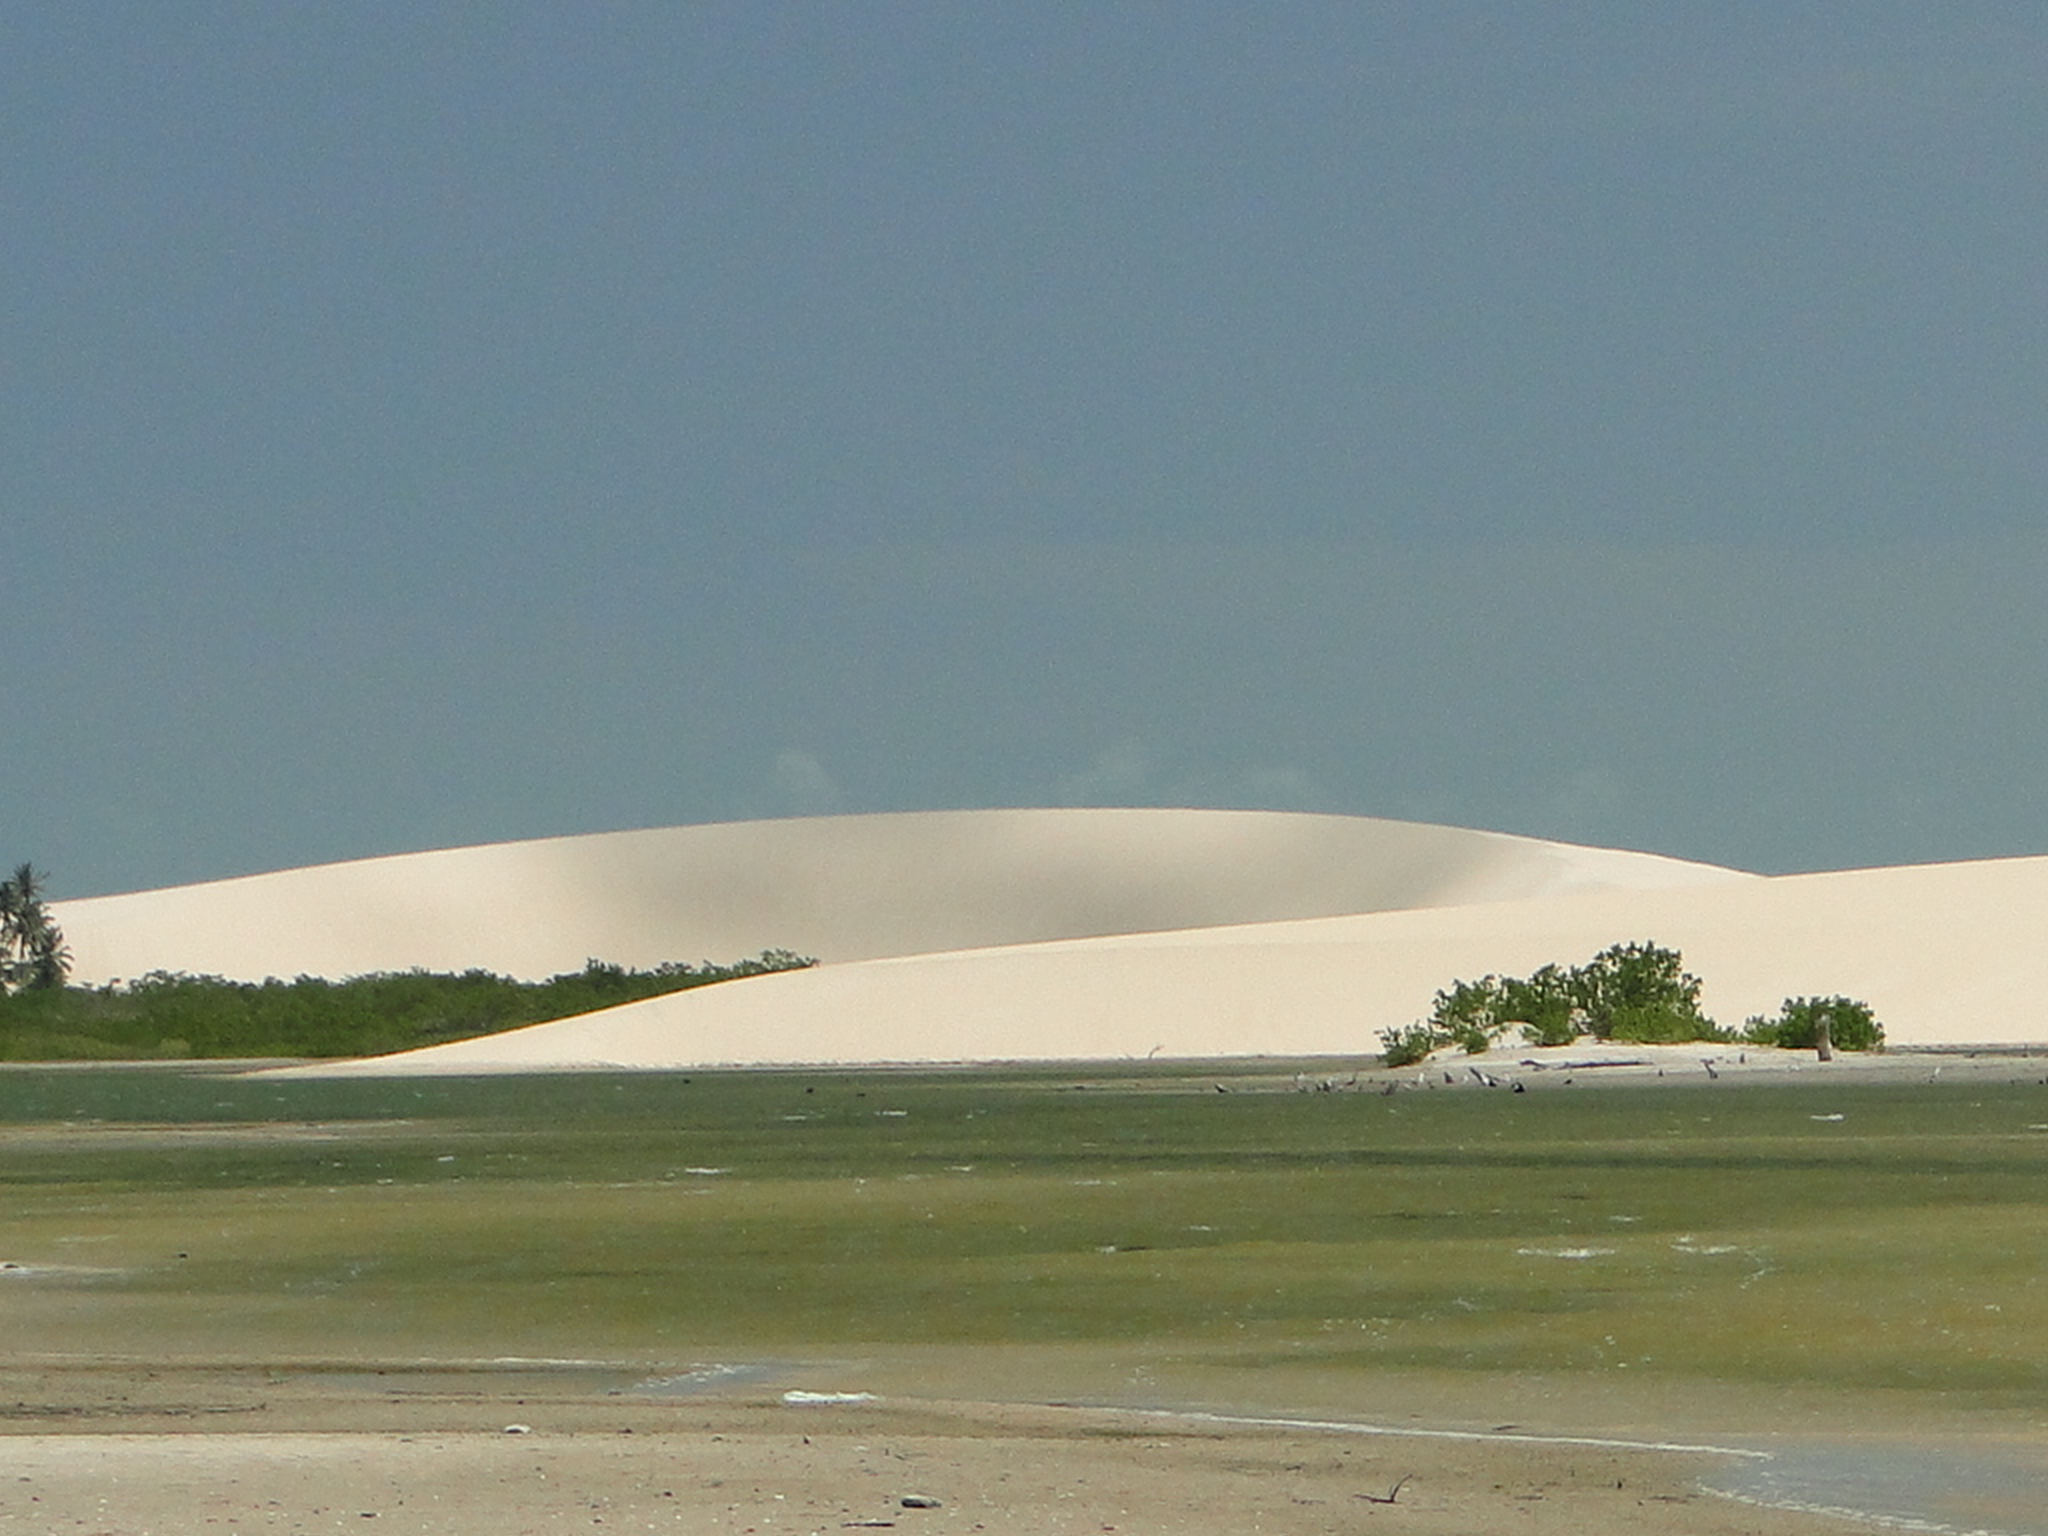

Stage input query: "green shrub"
[
  {"left": 1572, "top": 941, "right": 1714, "bottom": 1040},
  {"left": 1518, "top": 1009, "right": 1582, "bottom": 1047},
  {"left": 1403, "top": 941, "right": 1724, "bottom": 1056},
  {"left": 1504, "top": 964, "right": 1580, "bottom": 1045},
  {"left": 1427, "top": 977, "right": 1504, "bottom": 1042},
  {"left": 1603, "top": 1003, "right": 1730, "bottom": 1044},
  {"left": 1743, "top": 995, "right": 1884, "bottom": 1052},
  {"left": 1377, "top": 1022, "right": 1443, "bottom": 1068}
]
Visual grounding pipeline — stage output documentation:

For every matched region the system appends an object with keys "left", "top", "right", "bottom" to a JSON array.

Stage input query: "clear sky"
[{"left": 8, "top": 3, "right": 2047, "bottom": 897}]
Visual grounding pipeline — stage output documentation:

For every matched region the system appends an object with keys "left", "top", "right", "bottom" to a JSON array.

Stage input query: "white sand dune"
[
  {"left": 62, "top": 807, "right": 2048, "bottom": 1073},
  {"left": 277, "top": 848, "right": 2048, "bottom": 1075},
  {"left": 52, "top": 808, "right": 1748, "bottom": 985}
]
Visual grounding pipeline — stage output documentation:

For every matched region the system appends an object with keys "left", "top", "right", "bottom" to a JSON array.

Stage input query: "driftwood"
[{"left": 1354, "top": 1473, "right": 1413, "bottom": 1505}]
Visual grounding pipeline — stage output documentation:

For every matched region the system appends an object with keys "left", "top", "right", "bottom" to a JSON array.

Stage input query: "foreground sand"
[{"left": 0, "top": 1371, "right": 1872, "bottom": 1536}]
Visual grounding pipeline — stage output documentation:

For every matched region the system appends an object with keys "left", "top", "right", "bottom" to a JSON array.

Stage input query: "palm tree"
[{"left": 0, "top": 863, "right": 69, "bottom": 993}]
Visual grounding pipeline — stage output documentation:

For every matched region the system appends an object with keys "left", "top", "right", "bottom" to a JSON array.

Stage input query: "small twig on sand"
[{"left": 1354, "top": 1474, "right": 1412, "bottom": 1505}]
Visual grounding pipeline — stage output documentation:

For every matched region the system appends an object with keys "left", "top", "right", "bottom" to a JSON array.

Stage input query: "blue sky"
[{"left": 7, "top": 3, "right": 2047, "bottom": 896}]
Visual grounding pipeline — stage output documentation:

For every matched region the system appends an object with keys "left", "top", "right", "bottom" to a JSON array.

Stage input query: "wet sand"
[{"left": 0, "top": 1367, "right": 1882, "bottom": 1535}]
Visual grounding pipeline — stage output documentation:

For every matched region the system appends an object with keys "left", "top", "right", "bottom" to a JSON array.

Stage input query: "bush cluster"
[
  {"left": 1379, "top": 943, "right": 1884, "bottom": 1065},
  {"left": 0, "top": 951, "right": 814, "bottom": 1061},
  {"left": 1741, "top": 994, "right": 1884, "bottom": 1052}
]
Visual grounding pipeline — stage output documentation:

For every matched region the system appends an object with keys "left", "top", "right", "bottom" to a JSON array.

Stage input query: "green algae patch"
[{"left": 6, "top": 1063, "right": 2048, "bottom": 1419}]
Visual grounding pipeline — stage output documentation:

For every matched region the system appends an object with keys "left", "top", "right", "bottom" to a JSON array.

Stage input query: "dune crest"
[{"left": 53, "top": 808, "right": 1747, "bottom": 986}]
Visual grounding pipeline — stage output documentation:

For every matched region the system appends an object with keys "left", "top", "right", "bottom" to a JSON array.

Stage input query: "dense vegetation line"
[{"left": 0, "top": 952, "right": 815, "bottom": 1061}]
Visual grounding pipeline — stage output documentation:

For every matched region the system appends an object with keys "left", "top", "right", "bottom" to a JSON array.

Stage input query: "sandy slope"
[
  {"left": 279, "top": 849, "right": 2048, "bottom": 1074},
  {"left": 51, "top": 808, "right": 1748, "bottom": 984}
]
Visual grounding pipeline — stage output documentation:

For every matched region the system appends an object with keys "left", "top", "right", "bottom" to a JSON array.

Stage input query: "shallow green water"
[{"left": 6, "top": 1062, "right": 2048, "bottom": 1423}]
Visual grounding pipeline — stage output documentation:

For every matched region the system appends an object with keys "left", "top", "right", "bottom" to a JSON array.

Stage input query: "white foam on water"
[{"left": 782, "top": 1390, "right": 880, "bottom": 1405}]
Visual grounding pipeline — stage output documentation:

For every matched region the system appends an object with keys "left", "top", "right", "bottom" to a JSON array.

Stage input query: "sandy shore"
[{"left": 0, "top": 1367, "right": 1885, "bottom": 1536}]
